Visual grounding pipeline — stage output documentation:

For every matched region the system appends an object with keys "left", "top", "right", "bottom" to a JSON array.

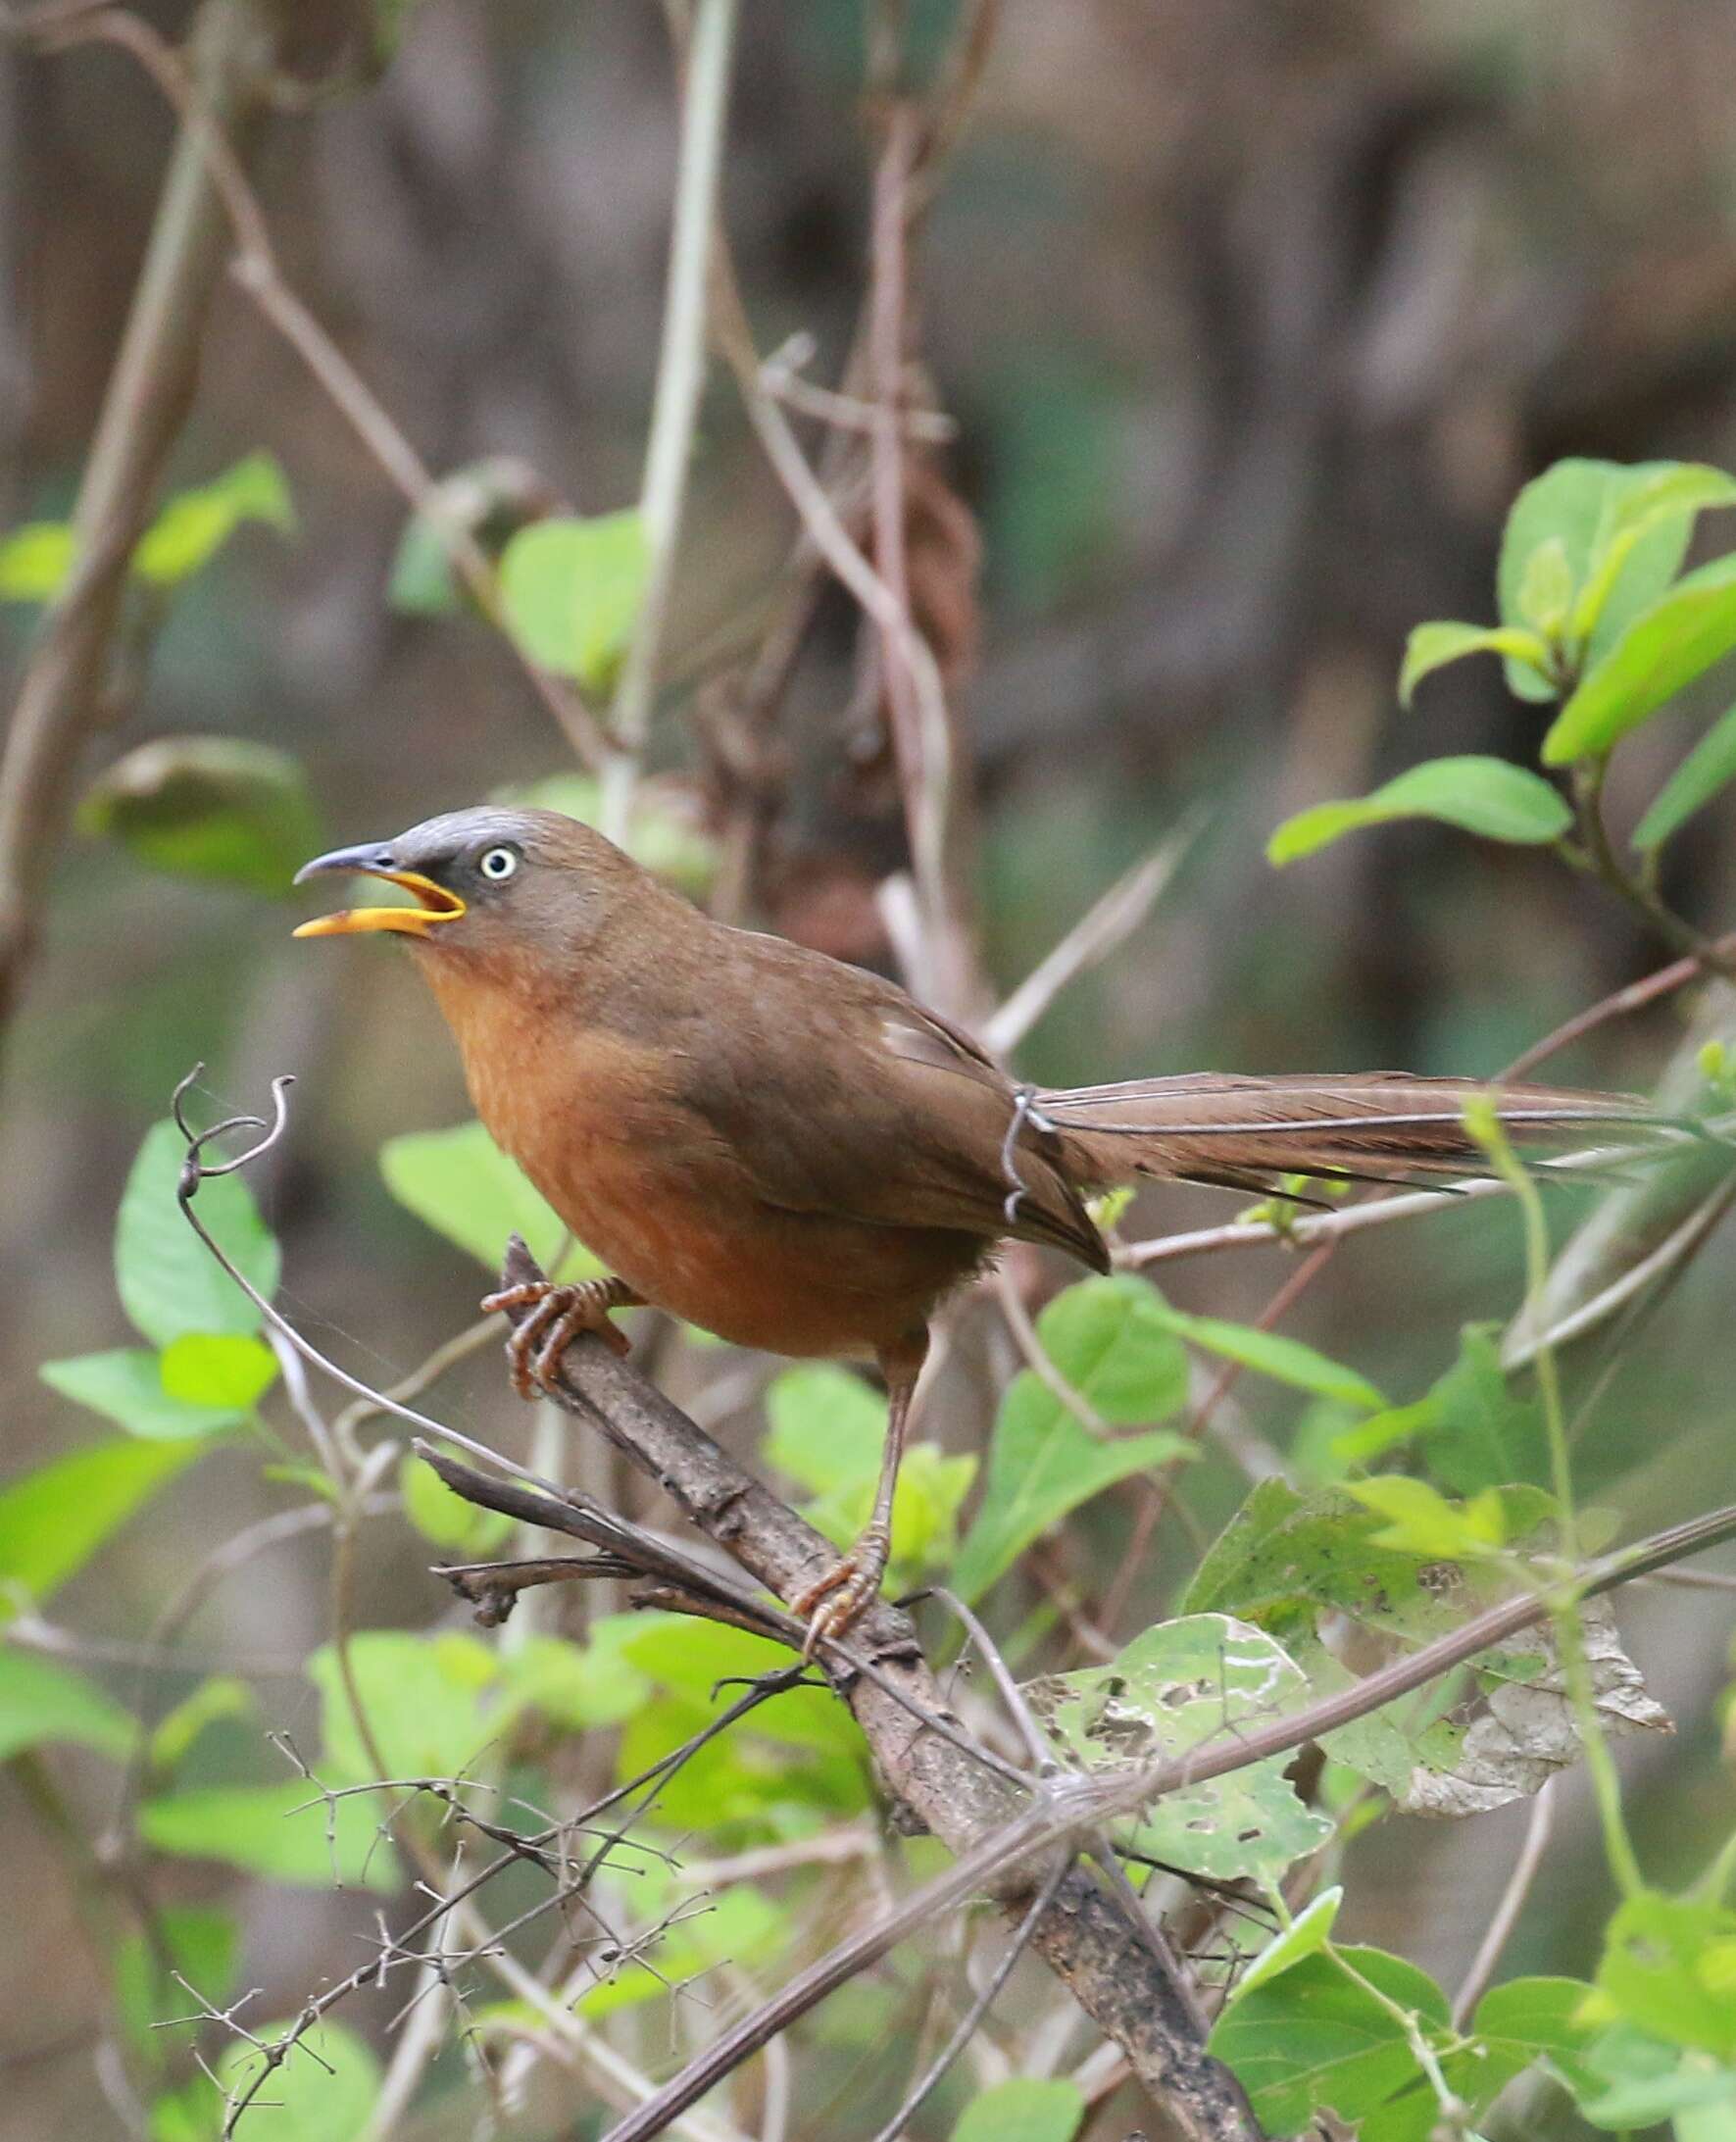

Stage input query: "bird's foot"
[
  {"left": 481, "top": 1276, "right": 633, "bottom": 1401},
  {"left": 790, "top": 1527, "right": 890, "bottom": 1660}
]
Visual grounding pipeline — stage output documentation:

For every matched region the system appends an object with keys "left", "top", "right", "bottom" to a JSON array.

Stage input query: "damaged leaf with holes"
[
  {"left": 1183, "top": 1479, "right": 1669, "bottom": 1812},
  {"left": 1022, "top": 1614, "right": 1331, "bottom": 1881}
]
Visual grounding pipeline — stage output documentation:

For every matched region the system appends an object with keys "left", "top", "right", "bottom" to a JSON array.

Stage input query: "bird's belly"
[
  {"left": 554, "top": 1148, "right": 979, "bottom": 1356},
  {"left": 453, "top": 1012, "right": 981, "bottom": 1358}
]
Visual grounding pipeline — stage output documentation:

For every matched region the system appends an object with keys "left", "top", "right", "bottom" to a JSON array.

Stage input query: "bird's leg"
[
  {"left": 480, "top": 1274, "right": 644, "bottom": 1400},
  {"left": 791, "top": 1332, "right": 927, "bottom": 1658}
]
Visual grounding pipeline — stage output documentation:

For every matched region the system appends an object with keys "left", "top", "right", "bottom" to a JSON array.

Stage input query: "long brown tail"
[{"left": 1034, "top": 1072, "right": 1680, "bottom": 1198}]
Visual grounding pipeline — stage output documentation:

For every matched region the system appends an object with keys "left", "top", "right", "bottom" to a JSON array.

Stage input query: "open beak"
[{"left": 292, "top": 844, "right": 467, "bottom": 939}]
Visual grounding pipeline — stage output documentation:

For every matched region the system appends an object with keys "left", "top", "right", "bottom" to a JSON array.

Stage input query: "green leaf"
[
  {"left": 0, "top": 1438, "right": 202, "bottom": 1611},
  {"left": 305, "top": 1630, "right": 515, "bottom": 1784},
  {"left": 378, "top": 1119, "right": 602, "bottom": 1283},
  {"left": 1399, "top": 623, "right": 1553, "bottom": 708},
  {"left": 1269, "top": 757, "right": 1571, "bottom": 867},
  {"left": 1569, "top": 463, "right": 1736, "bottom": 647},
  {"left": 114, "top": 1907, "right": 235, "bottom": 2068},
  {"left": 1141, "top": 1295, "right": 1383, "bottom": 1409},
  {"left": 950, "top": 2078, "right": 1086, "bottom": 2142},
  {"left": 158, "top": 1333, "right": 277, "bottom": 1411},
  {"left": 1024, "top": 1615, "right": 1332, "bottom": 1882},
  {"left": 1347, "top": 1476, "right": 1510, "bottom": 1558},
  {"left": 1595, "top": 1890, "right": 1736, "bottom": 2059},
  {"left": 1327, "top": 1397, "right": 1437, "bottom": 1471},
  {"left": 803, "top": 1442, "right": 977, "bottom": 1580},
  {"left": 399, "top": 1448, "right": 514, "bottom": 1554},
  {"left": 149, "top": 1675, "right": 257, "bottom": 1774},
  {"left": 497, "top": 510, "right": 648, "bottom": 692},
  {"left": 1228, "top": 1887, "right": 1344, "bottom": 2003},
  {"left": 387, "top": 456, "right": 555, "bottom": 616},
  {"left": 0, "top": 1646, "right": 134, "bottom": 1761},
  {"left": 1181, "top": 1479, "right": 1616, "bottom": 1804},
  {"left": 498, "top": 1630, "right": 650, "bottom": 1733},
  {"left": 764, "top": 1365, "right": 889, "bottom": 1493},
  {"left": 0, "top": 522, "right": 74, "bottom": 600},
  {"left": 40, "top": 1349, "right": 247, "bottom": 1441},
  {"left": 766, "top": 1367, "right": 972, "bottom": 1577},
  {"left": 138, "top": 1780, "right": 401, "bottom": 1890},
  {"left": 619, "top": 1618, "right": 864, "bottom": 1758},
  {"left": 1516, "top": 537, "right": 1574, "bottom": 636},
  {"left": 1545, "top": 549, "right": 1736, "bottom": 764},
  {"left": 952, "top": 1276, "right": 1192, "bottom": 1601},
  {"left": 116, "top": 1120, "right": 280, "bottom": 1347},
  {"left": 78, "top": 736, "right": 322, "bottom": 897},
  {"left": 614, "top": 1616, "right": 870, "bottom": 1837},
  {"left": 208, "top": 2019, "right": 380, "bottom": 2141},
  {"left": 1576, "top": 2029, "right": 1736, "bottom": 2130},
  {"left": 1462, "top": 1976, "right": 1601, "bottom": 2111},
  {"left": 1210, "top": 1944, "right": 1452, "bottom": 2136},
  {"left": 1417, "top": 1324, "right": 1550, "bottom": 1492},
  {"left": 132, "top": 452, "right": 294, "bottom": 586},
  {"left": 1634, "top": 699, "right": 1736, "bottom": 849},
  {"left": 1497, "top": 459, "right": 1731, "bottom": 701}
]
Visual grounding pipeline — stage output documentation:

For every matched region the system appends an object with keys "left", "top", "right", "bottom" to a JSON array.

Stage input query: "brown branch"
[
  {"left": 613, "top": 1488, "right": 1736, "bottom": 2142},
  {"left": 0, "top": 0, "right": 289, "bottom": 1051},
  {"left": 482, "top": 1239, "right": 1259, "bottom": 2142}
]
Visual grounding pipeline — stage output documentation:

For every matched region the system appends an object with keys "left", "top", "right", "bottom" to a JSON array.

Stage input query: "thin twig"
[
  {"left": 1502, "top": 941, "right": 1734, "bottom": 1081},
  {"left": 1119, "top": 1174, "right": 1514, "bottom": 1270},
  {"left": 985, "top": 818, "right": 1202, "bottom": 1058},
  {"left": 39, "top": 6, "right": 608, "bottom": 770},
  {"left": 602, "top": 0, "right": 739, "bottom": 839},
  {"left": 866, "top": 1852, "right": 1075, "bottom": 2142},
  {"left": 0, "top": 0, "right": 287, "bottom": 1048},
  {"left": 1451, "top": 1779, "right": 1557, "bottom": 2029}
]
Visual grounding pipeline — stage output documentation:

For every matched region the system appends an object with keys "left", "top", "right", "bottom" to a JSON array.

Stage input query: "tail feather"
[{"left": 1033, "top": 1072, "right": 1684, "bottom": 1196}]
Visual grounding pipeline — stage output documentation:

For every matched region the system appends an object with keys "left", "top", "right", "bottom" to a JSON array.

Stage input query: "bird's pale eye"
[{"left": 477, "top": 846, "right": 519, "bottom": 882}]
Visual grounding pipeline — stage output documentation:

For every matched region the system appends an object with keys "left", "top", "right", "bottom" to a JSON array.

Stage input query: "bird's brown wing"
[{"left": 667, "top": 933, "right": 1108, "bottom": 1270}]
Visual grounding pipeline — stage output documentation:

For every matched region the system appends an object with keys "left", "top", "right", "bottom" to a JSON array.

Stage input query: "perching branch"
[{"left": 478, "top": 1238, "right": 1260, "bottom": 2142}]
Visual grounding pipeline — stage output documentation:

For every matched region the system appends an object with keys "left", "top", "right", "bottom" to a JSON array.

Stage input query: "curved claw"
[
  {"left": 481, "top": 1278, "right": 632, "bottom": 1401},
  {"left": 791, "top": 1538, "right": 889, "bottom": 1659}
]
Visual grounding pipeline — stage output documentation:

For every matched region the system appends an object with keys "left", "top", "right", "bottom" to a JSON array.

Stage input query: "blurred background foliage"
[{"left": 10, "top": 2, "right": 1736, "bottom": 2136}]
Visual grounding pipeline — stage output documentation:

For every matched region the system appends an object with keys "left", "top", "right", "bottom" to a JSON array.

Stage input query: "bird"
[{"left": 295, "top": 805, "right": 1668, "bottom": 1650}]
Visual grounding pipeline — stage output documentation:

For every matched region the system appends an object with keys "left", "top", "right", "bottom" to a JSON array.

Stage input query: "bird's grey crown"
[
  {"left": 383, "top": 806, "right": 550, "bottom": 872},
  {"left": 293, "top": 805, "right": 613, "bottom": 890}
]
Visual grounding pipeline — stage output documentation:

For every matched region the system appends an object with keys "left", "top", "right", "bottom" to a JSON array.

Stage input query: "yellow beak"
[{"left": 292, "top": 849, "right": 467, "bottom": 938}]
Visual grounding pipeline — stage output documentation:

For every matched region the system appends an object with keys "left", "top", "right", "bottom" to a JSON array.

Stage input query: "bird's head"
[{"left": 293, "top": 806, "right": 640, "bottom": 968}]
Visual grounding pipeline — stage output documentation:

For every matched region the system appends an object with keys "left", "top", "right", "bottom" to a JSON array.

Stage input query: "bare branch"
[
  {"left": 867, "top": 1852, "right": 1075, "bottom": 2142},
  {"left": 602, "top": 0, "right": 739, "bottom": 838},
  {"left": 33, "top": 5, "right": 609, "bottom": 771},
  {"left": 0, "top": 0, "right": 290, "bottom": 1048},
  {"left": 1451, "top": 1779, "right": 1557, "bottom": 2029},
  {"left": 985, "top": 816, "right": 1203, "bottom": 1058}
]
